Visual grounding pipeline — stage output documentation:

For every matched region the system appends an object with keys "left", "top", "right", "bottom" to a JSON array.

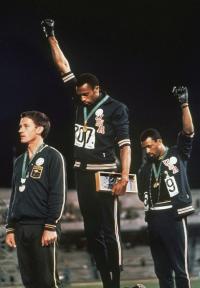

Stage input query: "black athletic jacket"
[
  {"left": 62, "top": 71, "right": 131, "bottom": 171},
  {"left": 138, "top": 132, "right": 195, "bottom": 219},
  {"left": 6, "top": 145, "right": 67, "bottom": 233}
]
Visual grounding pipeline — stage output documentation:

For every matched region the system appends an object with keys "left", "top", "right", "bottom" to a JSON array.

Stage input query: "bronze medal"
[{"left": 153, "top": 181, "right": 160, "bottom": 188}]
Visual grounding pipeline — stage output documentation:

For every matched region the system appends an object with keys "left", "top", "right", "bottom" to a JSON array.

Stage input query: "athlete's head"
[
  {"left": 19, "top": 111, "right": 50, "bottom": 144},
  {"left": 76, "top": 73, "right": 100, "bottom": 105},
  {"left": 140, "top": 128, "right": 165, "bottom": 159}
]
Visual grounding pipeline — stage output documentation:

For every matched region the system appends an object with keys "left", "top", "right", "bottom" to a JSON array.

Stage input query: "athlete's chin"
[
  {"left": 148, "top": 154, "right": 154, "bottom": 158},
  {"left": 147, "top": 154, "right": 156, "bottom": 161},
  {"left": 20, "top": 138, "right": 28, "bottom": 144}
]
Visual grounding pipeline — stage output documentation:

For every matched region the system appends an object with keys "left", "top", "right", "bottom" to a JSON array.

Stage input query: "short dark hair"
[
  {"left": 20, "top": 111, "right": 50, "bottom": 139},
  {"left": 76, "top": 73, "right": 99, "bottom": 89},
  {"left": 140, "top": 128, "right": 162, "bottom": 142}
]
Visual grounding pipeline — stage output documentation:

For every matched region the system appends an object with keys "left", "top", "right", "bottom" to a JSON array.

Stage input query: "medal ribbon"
[
  {"left": 21, "top": 143, "right": 45, "bottom": 182},
  {"left": 83, "top": 95, "right": 109, "bottom": 129},
  {"left": 152, "top": 147, "right": 169, "bottom": 182},
  {"left": 21, "top": 152, "right": 28, "bottom": 181}
]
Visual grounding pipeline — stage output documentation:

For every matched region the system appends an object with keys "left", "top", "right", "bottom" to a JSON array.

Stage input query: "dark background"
[{"left": 0, "top": 0, "right": 199, "bottom": 188}]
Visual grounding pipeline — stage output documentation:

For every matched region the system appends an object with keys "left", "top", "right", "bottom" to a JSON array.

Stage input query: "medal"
[
  {"left": 153, "top": 181, "right": 160, "bottom": 188},
  {"left": 19, "top": 178, "right": 26, "bottom": 191},
  {"left": 20, "top": 143, "right": 45, "bottom": 193},
  {"left": 83, "top": 122, "right": 87, "bottom": 132},
  {"left": 152, "top": 148, "right": 169, "bottom": 190},
  {"left": 19, "top": 185, "right": 25, "bottom": 192}
]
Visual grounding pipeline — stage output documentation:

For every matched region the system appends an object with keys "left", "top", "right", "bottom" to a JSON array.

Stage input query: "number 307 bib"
[{"left": 74, "top": 124, "right": 95, "bottom": 149}]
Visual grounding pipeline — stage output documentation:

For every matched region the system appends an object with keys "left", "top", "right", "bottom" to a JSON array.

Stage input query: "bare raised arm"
[
  {"left": 182, "top": 105, "right": 194, "bottom": 135},
  {"left": 48, "top": 37, "right": 71, "bottom": 76},
  {"left": 41, "top": 19, "right": 71, "bottom": 76}
]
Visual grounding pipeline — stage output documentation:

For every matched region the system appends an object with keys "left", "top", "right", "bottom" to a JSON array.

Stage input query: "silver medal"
[{"left": 19, "top": 185, "right": 26, "bottom": 192}]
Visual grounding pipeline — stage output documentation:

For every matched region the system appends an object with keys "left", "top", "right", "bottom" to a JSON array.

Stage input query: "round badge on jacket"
[{"left": 35, "top": 157, "right": 44, "bottom": 166}]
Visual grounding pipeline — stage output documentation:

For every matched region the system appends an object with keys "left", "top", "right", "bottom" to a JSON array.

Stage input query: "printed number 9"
[{"left": 166, "top": 178, "right": 175, "bottom": 192}]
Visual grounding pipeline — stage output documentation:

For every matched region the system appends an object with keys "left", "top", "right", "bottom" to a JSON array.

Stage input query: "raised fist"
[
  {"left": 41, "top": 19, "right": 55, "bottom": 38},
  {"left": 172, "top": 86, "right": 188, "bottom": 105}
]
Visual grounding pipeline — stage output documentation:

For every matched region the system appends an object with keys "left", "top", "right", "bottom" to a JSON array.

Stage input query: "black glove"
[
  {"left": 172, "top": 86, "right": 188, "bottom": 105},
  {"left": 41, "top": 19, "right": 55, "bottom": 38}
]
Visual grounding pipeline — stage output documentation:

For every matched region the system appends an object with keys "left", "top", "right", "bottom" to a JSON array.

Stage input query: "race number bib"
[
  {"left": 164, "top": 174, "right": 179, "bottom": 197},
  {"left": 74, "top": 124, "right": 95, "bottom": 149}
]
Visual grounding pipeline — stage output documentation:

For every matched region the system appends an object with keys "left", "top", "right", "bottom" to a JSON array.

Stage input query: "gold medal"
[{"left": 83, "top": 122, "right": 87, "bottom": 132}]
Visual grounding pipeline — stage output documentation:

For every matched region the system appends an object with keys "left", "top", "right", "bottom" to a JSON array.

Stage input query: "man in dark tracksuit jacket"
[
  {"left": 41, "top": 19, "right": 131, "bottom": 288},
  {"left": 138, "top": 87, "right": 194, "bottom": 288},
  {"left": 6, "top": 111, "right": 67, "bottom": 288}
]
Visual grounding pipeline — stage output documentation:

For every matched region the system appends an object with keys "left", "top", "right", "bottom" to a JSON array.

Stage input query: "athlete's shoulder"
[
  {"left": 14, "top": 153, "right": 24, "bottom": 165},
  {"left": 106, "top": 97, "right": 129, "bottom": 120},
  {"left": 46, "top": 145, "right": 65, "bottom": 160},
  {"left": 107, "top": 95, "right": 128, "bottom": 109}
]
